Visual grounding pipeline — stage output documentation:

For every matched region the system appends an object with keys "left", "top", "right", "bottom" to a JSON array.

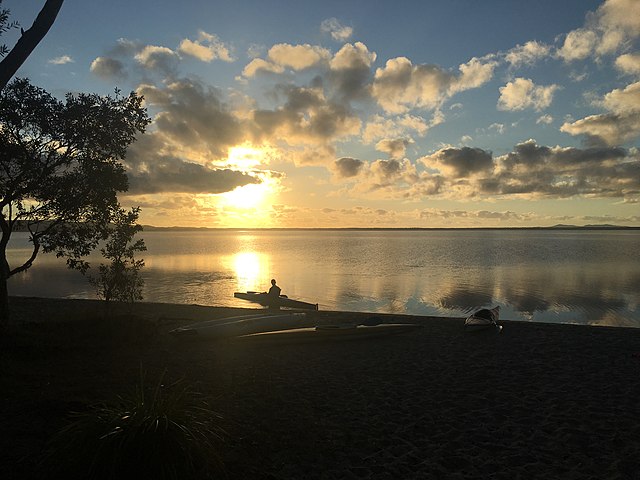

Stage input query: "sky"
[{"left": 3, "top": 0, "right": 640, "bottom": 228}]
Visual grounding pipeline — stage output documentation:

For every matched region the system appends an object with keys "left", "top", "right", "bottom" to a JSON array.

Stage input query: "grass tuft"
[{"left": 41, "top": 369, "right": 226, "bottom": 480}]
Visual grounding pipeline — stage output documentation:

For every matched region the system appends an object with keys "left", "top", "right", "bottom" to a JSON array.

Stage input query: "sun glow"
[
  {"left": 219, "top": 144, "right": 280, "bottom": 212},
  {"left": 230, "top": 251, "right": 270, "bottom": 291},
  {"left": 226, "top": 145, "right": 265, "bottom": 170},
  {"left": 221, "top": 182, "right": 271, "bottom": 209}
]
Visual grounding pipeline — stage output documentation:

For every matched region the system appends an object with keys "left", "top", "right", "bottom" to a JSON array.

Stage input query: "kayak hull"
[
  {"left": 237, "top": 323, "right": 422, "bottom": 343},
  {"left": 234, "top": 291, "right": 318, "bottom": 310},
  {"left": 170, "top": 312, "right": 307, "bottom": 340}
]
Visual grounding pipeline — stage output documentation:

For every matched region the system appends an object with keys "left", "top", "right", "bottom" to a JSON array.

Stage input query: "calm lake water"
[{"left": 7, "top": 229, "right": 640, "bottom": 327}]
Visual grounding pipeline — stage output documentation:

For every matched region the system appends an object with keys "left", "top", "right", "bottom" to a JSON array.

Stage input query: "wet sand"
[{"left": 1, "top": 297, "right": 640, "bottom": 479}]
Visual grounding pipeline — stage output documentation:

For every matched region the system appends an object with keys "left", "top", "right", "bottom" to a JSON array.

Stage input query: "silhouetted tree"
[
  {"left": 0, "top": 78, "right": 150, "bottom": 327},
  {"left": 84, "top": 206, "right": 147, "bottom": 306},
  {"left": 0, "top": 0, "right": 64, "bottom": 90}
]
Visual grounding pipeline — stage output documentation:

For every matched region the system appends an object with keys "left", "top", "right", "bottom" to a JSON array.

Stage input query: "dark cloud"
[
  {"left": 125, "top": 133, "right": 260, "bottom": 195},
  {"left": 90, "top": 57, "right": 127, "bottom": 80},
  {"left": 141, "top": 78, "right": 246, "bottom": 158},
  {"left": 334, "top": 157, "right": 364, "bottom": 177},
  {"left": 481, "top": 141, "right": 640, "bottom": 199},
  {"left": 126, "top": 152, "right": 260, "bottom": 195},
  {"left": 427, "top": 146, "right": 493, "bottom": 178},
  {"left": 252, "top": 84, "right": 360, "bottom": 147}
]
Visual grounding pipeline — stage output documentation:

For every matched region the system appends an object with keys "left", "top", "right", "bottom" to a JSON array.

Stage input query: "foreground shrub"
[{"left": 41, "top": 372, "right": 226, "bottom": 480}]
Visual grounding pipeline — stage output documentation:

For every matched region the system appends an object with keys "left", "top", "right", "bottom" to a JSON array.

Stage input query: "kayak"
[
  {"left": 234, "top": 291, "right": 318, "bottom": 310},
  {"left": 464, "top": 306, "right": 502, "bottom": 332},
  {"left": 169, "top": 312, "right": 307, "bottom": 340},
  {"left": 236, "top": 323, "right": 422, "bottom": 343}
]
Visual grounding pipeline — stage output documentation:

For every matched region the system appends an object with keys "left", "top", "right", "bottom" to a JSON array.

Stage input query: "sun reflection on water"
[{"left": 229, "top": 251, "right": 270, "bottom": 292}]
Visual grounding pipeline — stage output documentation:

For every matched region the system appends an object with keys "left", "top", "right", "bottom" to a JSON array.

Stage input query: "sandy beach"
[{"left": 1, "top": 296, "right": 640, "bottom": 479}]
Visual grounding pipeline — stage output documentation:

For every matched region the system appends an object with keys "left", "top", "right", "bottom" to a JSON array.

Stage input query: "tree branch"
[{"left": 0, "top": 0, "right": 64, "bottom": 90}]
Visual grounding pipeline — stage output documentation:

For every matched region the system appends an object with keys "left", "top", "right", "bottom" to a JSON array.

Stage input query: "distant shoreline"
[{"left": 141, "top": 224, "right": 640, "bottom": 232}]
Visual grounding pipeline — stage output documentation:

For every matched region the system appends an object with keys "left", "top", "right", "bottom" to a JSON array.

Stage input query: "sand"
[{"left": 1, "top": 296, "right": 640, "bottom": 479}]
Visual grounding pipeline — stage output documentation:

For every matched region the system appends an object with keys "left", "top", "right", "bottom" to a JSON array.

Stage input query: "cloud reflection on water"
[{"left": 6, "top": 230, "right": 640, "bottom": 327}]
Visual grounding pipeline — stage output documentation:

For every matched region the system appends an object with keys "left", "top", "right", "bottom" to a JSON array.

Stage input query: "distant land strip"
[{"left": 139, "top": 224, "right": 640, "bottom": 232}]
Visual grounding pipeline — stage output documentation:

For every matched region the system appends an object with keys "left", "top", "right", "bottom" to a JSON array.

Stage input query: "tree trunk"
[
  {"left": 0, "top": 0, "right": 64, "bottom": 90},
  {"left": 0, "top": 255, "right": 10, "bottom": 330}
]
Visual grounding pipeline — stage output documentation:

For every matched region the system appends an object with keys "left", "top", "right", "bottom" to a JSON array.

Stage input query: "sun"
[
  {"left": 219, "top": 144, "right": 279, "bottom": 211},
  {"left": 221, "top": 182, "right": 270, "bottom": 209}
]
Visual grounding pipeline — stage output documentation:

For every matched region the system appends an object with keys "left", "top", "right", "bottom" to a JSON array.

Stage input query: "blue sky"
[{"left": 3, "top": 0, "right": 639, "bottom": 227}]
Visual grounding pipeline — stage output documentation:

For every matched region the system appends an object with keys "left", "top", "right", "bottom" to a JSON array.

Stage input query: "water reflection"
[
  {"left": 5, "top": 230, "right": 640, "bottom": 327},
  {"left": 230, "top": 252, "right": 268, "bottom": 292}
]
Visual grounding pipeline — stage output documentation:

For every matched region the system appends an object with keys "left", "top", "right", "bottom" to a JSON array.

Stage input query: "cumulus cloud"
[
  {"left": 179, "top": 30, "right": 233, "bottom": 62},
  {"left": 372, "top": 56, "right": 495, "bottom": 114},
  {"left": 483, "top": 140, "right": 639, "bottom": 200},
  {"left": 497, "top": 78, "right": 560, "bottom": 111},
  {"left": 557, "top": 0, "right": 640, "bottom": 62},
  {"left": 327, "top": 42, "right": 377, "bottom": 101},
  {"left": 135, "top": 78, "right": 247, "bottom": 160},
  {"left": 422, "top": 147, "right": 493, "bottom": 178},
  {"left": 450, "top": 56, "right": 497, "bottom": 94},
  {"left": 505, "top": 41, "right": 552, "bottom": 67},
  {"left": 242, "top": 43, "right": 331, "bottom": 77},
  {"left": 320, "top": 18, "right": 353, "bottom": 42},
  {"left": 557, "top": 29, "right": 598, "bottom": 62},
  {"left": 134, "top": 45, "right": 180, "bottom": 75},
  {"left": 561, "top": 81, "right": 640, "bottom": 145},
  {"left": 242, "top": 58, "right": 285, "bottom": 77},
  {"left": 615, "top": 53, "right": 640, "bottom": 76},
  {"left": 127, "top": 154, "right": 260, "bottom": 194},
  {"left": 536, "top": 114, "right": 554, "bottom": 125},
  {"left": 268, "top": 43, "right": 331, "bottom": 70},
  {"left": 375, "top": 138, "right": 412, "bottom": 159},
  {"left": 333, "top": 157, "right": 364, "bottom": 177},
  {"left": 90, "top": 56, "right": 126, "bottom": 79},
  {"left": 48, "top": 55, "right": 74, "bottom": 65},
  {"left": 252, "top": 84, "right": 361, "bottom": 150},
  {"left": 372, "top": 57, "right": 453, "bottom": 114}
]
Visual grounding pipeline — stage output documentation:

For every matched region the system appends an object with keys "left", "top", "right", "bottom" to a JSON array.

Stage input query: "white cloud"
[
  {"left": 497, "top": 78, "right": 560, "bottom": 111},
  {"left": 329, "top": 42, "right": 376, "bottom": 71},
  {"left": 372, "top": 57, "right": 453, "bottom": 114},
  {"left": 536, "top": 114, "right": 554, "bottom": 125},
  {"left": 505, "top": 41, "right": 551, "bottom": 67},
  {"left": 134, "top": 45, "right": 180, "bottom": 73},
  {"left": 48, "top": 55, "right": 74, "bottom": 65},
  {"left": 268, "top": 43, "right": 331, "bottom": 70},
  {"left": 615, "top": 53, "right": 640, "bottom": 76},
  {"left": 242, "top": 43, "right": 332, "bottom": 77},
  {"left": 450, "top": 56, "right": 497, "bottom": 94},
  {"left": 320, "top": 18, "right": 353, "bottom": 42},
  {"left": 242, "top": 58, "right": 285, "bottom": 77},
  {"left": 372, "top": 55, "right": 495, "bottom": 114},
  {"left": 557, "top": 29, "right": 598, "bottom": 62},
  {"left": 601, "top": 81, "right": 640, "bottom": 113},
  {"left": 362, "top": 114, "right": 430, "bottom": 144},
  {"left": 556, "top": 0, "right": 640, "bottom": 63},
  {"left": 561, "top": 82, "right": 640, "bottom": 145},
  {"left": 179, "top": 31, "right": 233, "bottom": 63}
]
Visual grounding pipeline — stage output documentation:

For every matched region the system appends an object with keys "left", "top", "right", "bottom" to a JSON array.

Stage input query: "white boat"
[
  {"left": 236, "top": 323, "right": 422, "bottom": 343},
  {"left": 464, "top": 306, "right": 502, "bottom": 332},
  {"left": 169, "top": 312, "right": 307, "bottom": 340}
]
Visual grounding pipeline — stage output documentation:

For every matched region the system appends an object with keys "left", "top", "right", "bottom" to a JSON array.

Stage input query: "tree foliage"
[
  {"left": 0, "top": 1, "right": 20, "bottom": 57},
  {"left": 0, "top": 78, "right": 150, "bottom": 324},
  {"left": 85, "top": 207, "right": 147, "bottom": 305}
]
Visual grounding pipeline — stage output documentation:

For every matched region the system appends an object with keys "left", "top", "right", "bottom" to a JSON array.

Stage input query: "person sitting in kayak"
[
  {"left": 268, "top": 279, "right": 281, "bottom": 298},
  {"left": 267, "top": 279, "right": 282, "bottom": 309}
]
